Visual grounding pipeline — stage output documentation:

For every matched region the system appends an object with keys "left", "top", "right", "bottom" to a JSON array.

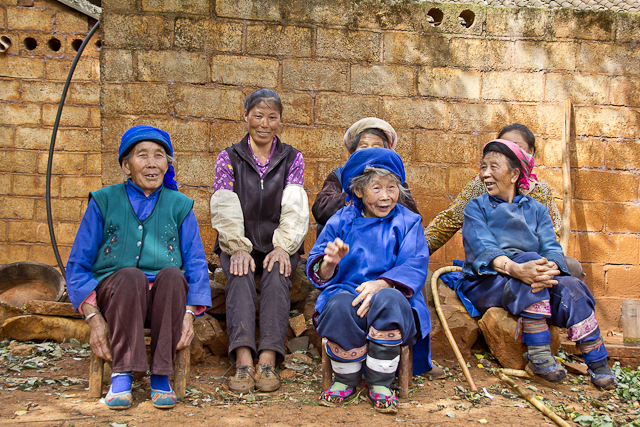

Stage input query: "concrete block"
[
  {"left": 102, "top": 83, "right": 172, "bottom": 115},
  {"left": 0, "top": 80, "right": 21, "bottom": 101},
  {"left": 605, "top": 203, "right": 640, "bottom": 234},
  {"left": 13, "top": 175, "right": 60, "bottom": 197},
  {"left": 605, "top": 140, "right": 640, "bottom": 170},
  {"left": 551, "top": 9, "right": 614, "bottom": 41},
  {"left": 383, "top": 98, "right": 446, "bottom": 130},
  {"left": 101, "top": 50, "right": 134, "bottom": 82},
  {"left": 86, "top": 153, "right": 101, "bottom": 174},
  {"left": 67, "top": 83, "right": 100, "bottom": 105},
  {"left": 14, "top": 127, "right": 50, "bottom": 150},
  {"left": 35, "top": 198, "right": 83, "bottom": 222},
  {"left": 42, "top": 104, "right": 90, "bottom": 127},
  {"left": 570, "top": 201, "right": 606, "bottom": 232},
  {"left": 281, "top": 93, "right": 313, "bottom": 126},
  {"left": 211, "top": 55, "right": 278, "bottom": 87},
  {"left": 175, "top": 154, "right": 216, "bottom": 187},
  {"left": 280, "top": 127, "right": 344, "bottom": 161},
  {"left": 315, "top": 94, "right": 379, "bottom": 128},
  {"left": 575, "top": 106, "right": 637, "bottom": 139},
  {"left": 215, "top": 0, "right": 281, "bottom": 21},
  {"left": 578, "top": 43, "right": 639, "bottom": 75},
  {"left": 447, "top": 102, "right": 509, "bottom": 134},
  {"left": 45, "top": 57, "right": 98, "bottom": 81},
  {"left": 247, "top": 24, "right": 312, "bottom": 57},
  {"left": 513, "top": 41, "right": 576, "bottom": 72},
  {"left": 0, "top": 149, "right": 37, "bottom": 173},
  {"left": 174, "top": 19, "right": 243, "bottom": 53},
  {"left": 20, "top": 81, "right": 64, "bottom": 103},
  {"left": 418, "top": 67, "right": 480, "bottom": 100},
  {"left": 175, "top": 86, "right": 243, "bottom": 120},
  {"left": 141, "top": 0, "right": 209, "bottom": 14},
  {"left": 482, "top": 71, "right": 544, "bottom": 102},
  {"left": 414, "top": 131, "right": 480, "bottom": 165},
  {"left": 282, "top": 59, "right": 348, "bottom": 92},
  {"left": 60, "top": 176, "right": 102, "bottom": 198},
  {"left": 485, "top": 7, "right": 548, "bottom": 38},
  {"left": 0, "top": 56, "right": 45, "bottom": 79},
  {"left": 0, "top": 196, "right": 35, "bottom": 220},
  {"left": 316, "top": 28, "right": 381, "bottom": 61},
  {"left": 383, "top": 32, "right": 449, "bottom": 66},
  {"left": 574, "top": 170, "right": 637, "bottom": 202},
  {"left": 610, "top": 77, "right": 640, "bottom": 107},
  {"left": 138, "top": 51, "right": 208, "bottom": 83},
  {"left": 102, "top": 14, "right": 172, "bottom": 50},
  {"left": 6, "top": 6, "right": 54, "bottom": 31},
  {"left": 545, "top": 74, "right": 608, "bottom": 104},
  {"left": 351, "top": 64, "right": 415, "bottom": 97}
]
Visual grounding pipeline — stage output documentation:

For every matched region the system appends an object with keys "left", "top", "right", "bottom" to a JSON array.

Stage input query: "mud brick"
[
  {"left": 574, "top": 232, "right": 637, "bottom": 265},
  {"left": 7, "top": 220, "right": 50, "bottom": 243},
  {"left": 0, "top": 103, "right": 41, "bottom": 125},
  {"left": 610, "top": 77, "right": 640, "bottom": 108},
  {"left": 485, "top": 6, "right": 548, "bottom": 38},
  {"left": 211, "top": 55, "right": 278, "bottom": 87},
  {"left": 384, "top": 98, "right": 446, "bottom": 130},
  {"left": 448, "top": 38, "right": 514, "bottom": 71},
  {"left": 282, "top": 59, "right": 348, "bottom": 92},
  {"left": 281, "top": 93, "right": 313, "bottom": 126},
  {"left": 315, "top": 94, "right": 378, "bottom": 128},
  {"left": 36, "top": 152, "right": 85, "bottom": 175},
  {"left": 67, "top": 83, "right": 100, "bottom": 104},
  {"left": 247, "top": 24, "right": 312, "bottom": 57},
  {"left": 175, "top": 86, "right": 243, "bottom": 120},
  {"left": 102, "top": 83, "right": 172, "bottom": 115},
  {"left": 352, "top": 64, "right": 415, "bottom": 97},
  {"left": 605, "top": 203, "right": 640, "bottom": 233},
  {"left": 483, "top": 71, "right": 544, "bottom": 102},
  {"left": 174, "top": 19, "right": 243, "bottom": 53},
  {"left": 280, "top": 127, "right": 344, "bottom": 161},
  {"left": 418, "top": 67, "right": 480, "bottom": 99},
  {"left": 55, "top": 128, "right": 102, "bottom": 152},
  {"left": 415, "top": 131, "right": 479, "bottom": 165},
  {"left": 102, "top": 14, "right": 172, "bottom": 50},
  {"left": 605, "top": 140, "right": 640, "bottom": 170},
  {"left": 175, "top": 154, "right": 217, "bottom": 187},
  {"left": 447, "top": 103, "right": 508, "bottom": 134},
  {"left": 383, "top": 32, "right": 449, "bottom": 66},
  {"left": 45, "top": 57, "right": 98, "bottom": 81},
  {"left": 216, "top": 0, "right": 282, "bottom": 21},
  {"left": 6, "top": 6, "right": 54, "bottom": 31},
  {"left": 545, "top": 74, "right": 608, "bottom": 104},
  {"left": 42, "top": 104, "right": 90, "bottom": 127},
  {"left": 570, "top": 201, "right": 606, "bottom": 232},
  {"left": 141, "top": 0, "right": 209, "bottom": 14},
  {"left": 0, "top": 196, "right": 35, "bottom": 220},
  {"left": 59, "top": 176, "right": 102, "bottom": 198},
  {"left": 0, "top": 150, "right": 37, "bottom": 173},
  {"left": 0, "top": 243, "right": 30, "bottom": 265},
  {"left": 316, "top": 28, "right": 381, "bottom": 61},
  {"left": 102, "top": 50, "right": 134, "bottom": 82},
  {"left": 513, "top": 41, "right": 576, "bottom": 72},
  {"left": 35, "top": 198, "right": 83, "bottom": 222},
  {"left": 577, "top": 43, "right": 639, "bottom": 75},
  {"left": 604, "top": 266, "right": 640, "bottom": 299},
  {"left": 138, "top": 51, "right": 208, "bottom": 83},
  {"left": 13, "top": 175, "right": 60, "bottom": 197},
  {"left": 0, "top": 80, "right": 21, "bottom": 101},
  {"left": 574, "top": 170, "right": 637, "bottom": 202}
]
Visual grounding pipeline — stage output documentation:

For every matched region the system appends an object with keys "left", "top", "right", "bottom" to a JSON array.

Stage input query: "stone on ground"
[
  {"left": 0, "top": 302, "right": 23, "bottom": 325},
  {"left": 1, "top": 315, "right": 90, "bottom": 343},
  {"left": 289, "top": 314, "right": 306, "bottom": 337},
  {"left": 25, "top": 300, "right": 81, "bottom": 318}
]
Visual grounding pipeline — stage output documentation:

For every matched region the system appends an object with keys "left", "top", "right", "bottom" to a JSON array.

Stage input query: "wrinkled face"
[
  {"left": 353, "top": 174, "right": 400, "bottom": 218},
  {"left": 501, "top": 130, "right": 533, "bottom": 155},
  {"left": 122, "top": 141, "right": 169, "bottom": 196},
  {"left": 480, "top": 151, "right": 519, "bottom": 202},
  {"left": 245, "top": 102, "right": 281, "bottom": 147},
  {"left": 355, "top": 132, "right": 387, "bottom": 152}
]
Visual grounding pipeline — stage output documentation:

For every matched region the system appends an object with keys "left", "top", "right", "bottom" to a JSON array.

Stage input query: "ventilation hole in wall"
[
  {"left": 71, "top": 38, "right": 83, "bottom": 52},
  {"left": 95, "top": 39, "right": 102, "bottom": 50},
  {"left": 24, "top": 37, "right": 37, "bottom": 50},
  {"left": 0, "top": 35, "right": 12, "bottom": 53},
  {"left": 47, "top": 37, "right": 61, "bottom": 52},
  {"left": 427, "top": 8, "right": 443, "bottom": 26},
  {"left": 459, "top": 10, "right": 475, "bottom": 28}
]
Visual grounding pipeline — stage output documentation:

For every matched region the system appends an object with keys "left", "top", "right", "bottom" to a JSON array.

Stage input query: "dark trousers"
[
  {"left": 95, "top": 267, "right": 188, "bottom": 375},
  {"left": 220, "top": 251, "right": 299, "bottom": 365}
]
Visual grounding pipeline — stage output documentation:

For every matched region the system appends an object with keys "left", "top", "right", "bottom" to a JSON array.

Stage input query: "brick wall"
[{"left": 0, "top": 0, "right": 101, "bottom": 266}]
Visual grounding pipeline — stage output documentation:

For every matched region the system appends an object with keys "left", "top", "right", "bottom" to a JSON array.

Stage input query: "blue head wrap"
[
  {"left": 118, "top": 125, "right": 178, "bottom": 191},
  {"left": 340, "top": 147, "right": 406, "bottom": 209}
]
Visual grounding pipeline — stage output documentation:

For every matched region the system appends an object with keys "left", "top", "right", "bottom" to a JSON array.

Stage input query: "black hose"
[{"left": 46, "top": 20, "right": 100, "bottom": 278}]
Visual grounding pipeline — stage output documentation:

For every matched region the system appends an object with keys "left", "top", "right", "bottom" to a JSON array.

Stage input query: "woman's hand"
[
  {"left": 176, "top": 307, "right": 195, "bottom": 350},
  {"left": 83, "top": 304, "right": 112, "bottom": 361},
  {"left": 509, "top": 258, "right": 560, "bottom": 289},
  {"left": 264, "top": 246, "right": 292, "bottom": 277},
  {"left": 230, "top": 249, "right": 256, "bottom": 276},
  {"left": 352, "top": 279, "right": 392, "bottom": 318},
  {"left": 318, "top": 238, "right": 349, "bottom": 280}
]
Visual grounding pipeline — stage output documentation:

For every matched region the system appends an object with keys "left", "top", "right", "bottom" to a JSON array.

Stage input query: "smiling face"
[
  {"left": 245, "top": 101, "right": 281, "bottom": 148},
  {"left": 122, "top": 140, "right": 169, "bottom": 196},
  {"left": 355, "top": 132, "right": 387, "bottom": 152},
  {"left": 353, "top": 173, "right": 400, "bottom": 218},
  {"left": 501, "top": 130, "right": 533, "bottom": 155},
  {"left": 480, "top": 151, "right": 520, "bottom": 202}
]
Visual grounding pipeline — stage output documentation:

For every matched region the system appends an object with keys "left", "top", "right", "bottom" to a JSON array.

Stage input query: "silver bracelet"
[
  {"left": 84, "top": 311, "right": 99, "bottom": 322},
  {"left": 185, "top": 309, "right": 196, "bottom": 317}
]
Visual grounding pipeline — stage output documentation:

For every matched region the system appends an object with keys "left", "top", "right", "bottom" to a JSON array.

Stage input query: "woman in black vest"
[{"left": 210, "top": 89, "right": 309, "bottom": 393}]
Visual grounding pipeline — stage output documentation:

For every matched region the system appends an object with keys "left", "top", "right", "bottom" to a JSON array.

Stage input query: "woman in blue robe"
[
  {"left": 307, "top": 148, "right": 430, "bottom": 413},
  {"left": 459, "top": 139, "right": 616, "bottom": 389}
]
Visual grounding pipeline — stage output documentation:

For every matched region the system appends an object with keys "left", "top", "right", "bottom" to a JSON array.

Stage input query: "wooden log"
[
  {"left": 25, "top": 300, "right": 82, "bottom": 318},
  {"left": 321, "top": 338, "right": 332, "bottom": 391},
  {"left": 89, "top": 352, "right": 104, "bottom": 398},
  {"left": 174, "top": 345, "right": 191, "bottom": 399},
  {"left": 1, "top": 315, "right": 90, "bottom": 343},
  {"left": 560, "top": 98, "right": 573, "bottom": 254}
]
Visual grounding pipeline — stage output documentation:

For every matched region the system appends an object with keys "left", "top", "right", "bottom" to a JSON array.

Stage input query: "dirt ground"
[{"left": 1, "top": 344, "right": 637, "bottom": 427}]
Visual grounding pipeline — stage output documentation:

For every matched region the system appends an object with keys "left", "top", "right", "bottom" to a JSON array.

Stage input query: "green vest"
[{"left": 90, "top": 183, "right": 194, "bottom": 284}]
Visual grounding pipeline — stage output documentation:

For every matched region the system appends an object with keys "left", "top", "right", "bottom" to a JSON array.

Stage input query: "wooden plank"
[
  {"left": 561, "top": 98, "right": 573, "bottom": 254},
  {"left": 321, "top": 338, "right": 332, "bottom": 391},
  {"left": 173, "top": 345, "right": 190, "bottom": 398},
  {"left": 89, "top": 352, "right": 104, "bottom": 398}
]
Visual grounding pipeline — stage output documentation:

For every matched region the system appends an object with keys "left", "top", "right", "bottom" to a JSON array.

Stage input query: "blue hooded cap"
[
  {"left": 118, "top": 125, "right": 178, "bottom": 191},
  {"left": 340, "top": 147, "right": 406, "bottom": 208}
]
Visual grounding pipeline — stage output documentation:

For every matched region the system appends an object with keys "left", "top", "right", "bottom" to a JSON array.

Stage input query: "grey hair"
[
  {"left": 347, "top": 128, "right": 390, "bottom": 153},
  {"left": 348, "top": 166, "right": 408, "bottom": 203}
]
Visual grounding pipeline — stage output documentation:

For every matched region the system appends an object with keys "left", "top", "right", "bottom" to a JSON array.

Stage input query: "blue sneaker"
[{"left": 151, "top": 387, "right": 177, "bottom": 409}]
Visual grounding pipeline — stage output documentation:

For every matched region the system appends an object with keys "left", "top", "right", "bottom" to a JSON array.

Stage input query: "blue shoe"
[
  {"left": 105, "top": 386, "right": 133, "bottom": 410},
  {"left": 587, "top": 361, "right": 618, "bottom": 390},
  {"left": 151, "top": 387, "right": 177, "bottom": 409}
]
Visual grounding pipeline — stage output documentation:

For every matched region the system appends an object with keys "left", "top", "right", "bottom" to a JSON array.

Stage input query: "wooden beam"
[
  {"left": 560, "top": 99, "right": 573, "bottom": 254},
  {"left": 56, "top": 0, "right": 102, "bottom": 20}
]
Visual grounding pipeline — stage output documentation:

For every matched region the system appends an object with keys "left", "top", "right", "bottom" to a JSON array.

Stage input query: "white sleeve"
[
  {"left": 272, "top": 184, "right": 310, "bottom": 255},
  {"left": 210, "top": 189, "right": 253, "bottom": 255}
]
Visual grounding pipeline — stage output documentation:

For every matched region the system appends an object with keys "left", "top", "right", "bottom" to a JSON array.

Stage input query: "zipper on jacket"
[{"left": 257, "top": 178, "right": 264, "bottom": 248}]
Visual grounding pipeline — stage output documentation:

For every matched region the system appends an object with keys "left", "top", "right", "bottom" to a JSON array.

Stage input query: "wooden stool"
[
  {"left": 88, "top": 329, "right": 191, "bottom": 398},
  {"left": 321, "top": 338, "right": 413, "bottom": 398}
]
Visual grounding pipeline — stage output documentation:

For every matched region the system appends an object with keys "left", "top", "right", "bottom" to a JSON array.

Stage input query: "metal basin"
[{"left": 0, "top": 261, "right": 65, "bottom": 308}]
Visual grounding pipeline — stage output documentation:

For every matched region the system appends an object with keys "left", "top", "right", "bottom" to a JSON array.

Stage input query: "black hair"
[
  {"left": 244, "top": 88, "right": 283, "bottom": 116},
  {"left": 483, "top": 141, "right": 524, "bottom": 184},
  {"left": 348, "top": 128, "right": 389, "bottom": 153},
  {"left": 498, "top": 123, "right": 535, "bottom": 154}
]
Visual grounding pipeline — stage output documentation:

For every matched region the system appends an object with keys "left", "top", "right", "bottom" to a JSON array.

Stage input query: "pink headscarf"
[{"left": 483, "top": 139, "right": 538, "bottom": 191}]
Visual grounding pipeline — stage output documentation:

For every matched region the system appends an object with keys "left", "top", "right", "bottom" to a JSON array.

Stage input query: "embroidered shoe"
[
  {"left": 229, "top": 365, "right": 256, "bottom": 393},
  {"left": 255, "top": 363, "right": 280, "bottom": 392},
  {"left": 319, "top": 382, "right": 356, "bottom": 407},
  {"left": 151, "top": 387, "right": 177, "bottom": 409},
  {"left": 367, "top": 385, "right": 399, "bottom": 414},
  {"left": 525, "top": 345, "right": 567, "bottom": 382},
  {"left": 587, "top": 361, "right": 618, "bottom": 390},
  {"left": 105, "top": 387, "right": 133, "bottom": 410}
]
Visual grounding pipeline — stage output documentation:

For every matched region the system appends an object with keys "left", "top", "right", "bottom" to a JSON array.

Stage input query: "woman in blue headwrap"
[
  {"left": 66, "top": 125, "right": 211, "bottom": 410},
  {"left": 307, "top": 148, "right": 430, "bottom": 414}
]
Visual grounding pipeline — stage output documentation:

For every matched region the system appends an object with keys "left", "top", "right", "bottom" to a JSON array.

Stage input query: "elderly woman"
[
  {"left": 307, "top": 148, "right": 430, "bottom": 413},
  {"left": 210, "top": 89, "right": 309, "bottom": 394},
  {"left": 458, "top": 139, "right": 616, "bottom": 389},
  {"left": 66, "top": 125, "right": 211, "bottom": 409},
  {"left": 311, "top": 117, "right": 419, "bottom": 237}
]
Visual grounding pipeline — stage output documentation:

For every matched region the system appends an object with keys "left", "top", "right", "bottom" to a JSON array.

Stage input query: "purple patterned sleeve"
[
  {"left": 285, "top": 152, "right": 305, "bottom": 186},
  {"left": 213, "top": 151, "right": 235, "bottom": 192}
]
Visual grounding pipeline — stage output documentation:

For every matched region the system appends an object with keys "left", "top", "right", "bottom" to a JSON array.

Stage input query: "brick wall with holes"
[{"left": 0, "top": 0, "right": 101, "bottom": 266}]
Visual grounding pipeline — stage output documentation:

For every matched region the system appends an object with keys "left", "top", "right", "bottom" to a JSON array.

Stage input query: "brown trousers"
[
  {"left": 220, "top": 252, "right": 299, "bottom": 365},
  {"left": 95, "top": 267, "right": 188, "bottom": 375}
]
